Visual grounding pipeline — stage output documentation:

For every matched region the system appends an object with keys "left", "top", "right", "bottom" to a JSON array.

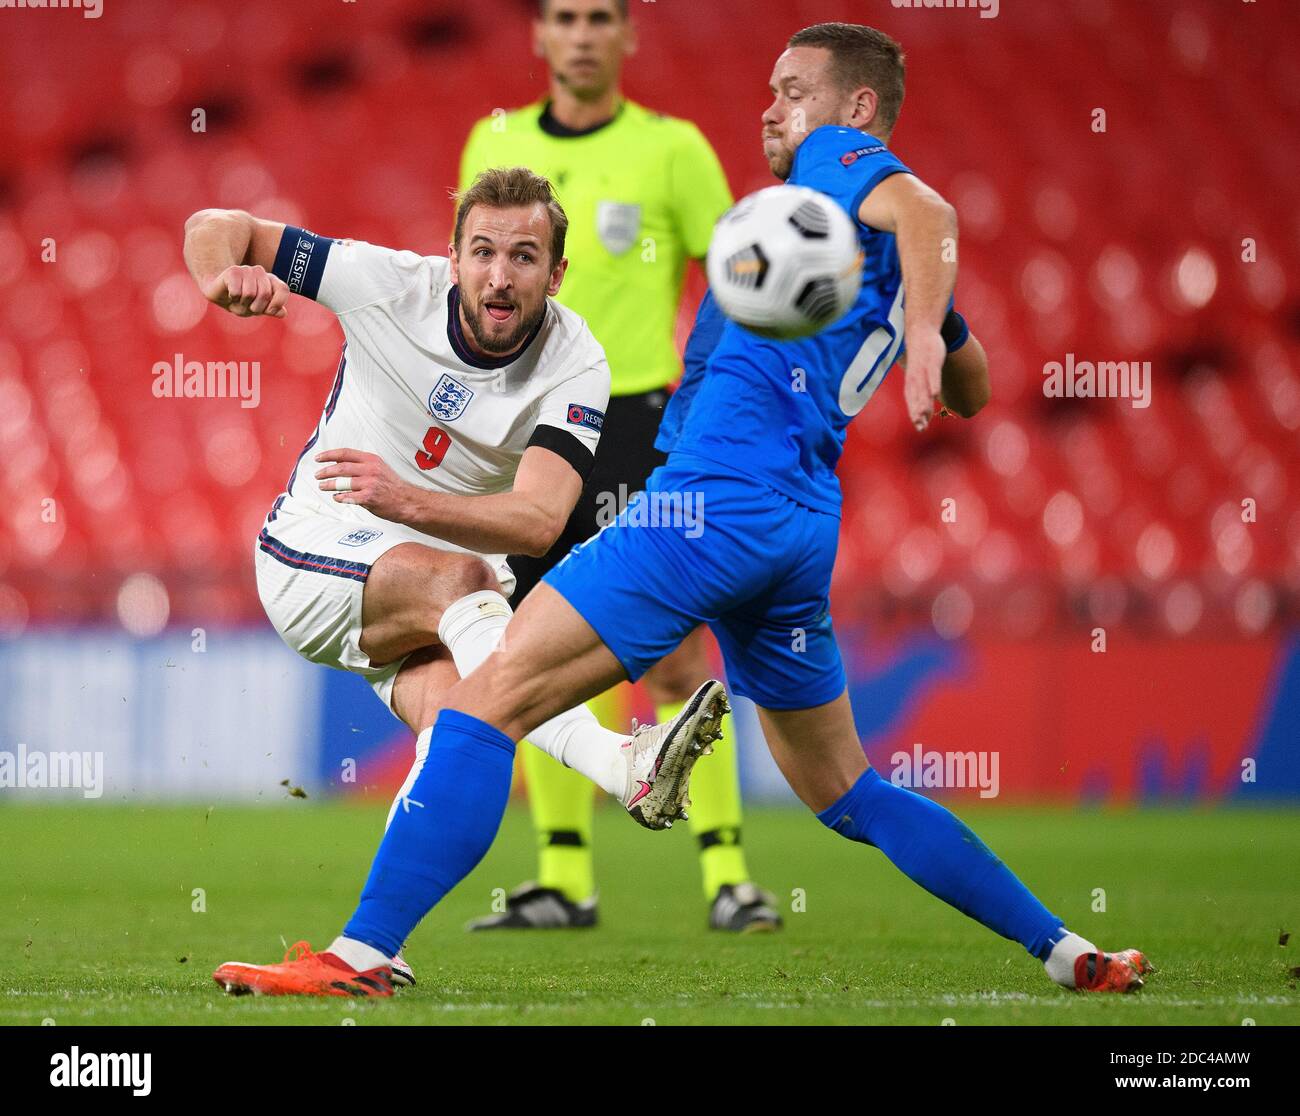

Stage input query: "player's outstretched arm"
[
  {"left": 859, "top": 174, "right": 958, "bottom": 432},
  {"left": 313, "top": 444, "right": 582, "bottom": 558},
  {"left": 183, "top": 209, "right": 291, "bottom": 318}
]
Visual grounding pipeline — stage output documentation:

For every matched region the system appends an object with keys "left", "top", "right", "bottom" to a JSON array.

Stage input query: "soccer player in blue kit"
[{"left": 215, "top": 22, "right": 1151, "bottom": 997}]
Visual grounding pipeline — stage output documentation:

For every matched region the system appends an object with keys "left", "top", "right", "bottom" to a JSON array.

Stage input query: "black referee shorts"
[{"left": 509, "top": 387, "right": 670, "bottom": 606}]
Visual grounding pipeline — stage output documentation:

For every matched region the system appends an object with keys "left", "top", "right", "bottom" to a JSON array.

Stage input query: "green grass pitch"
[{"left": 1, "top": 800, "right": 1296, "bottom": 1025}]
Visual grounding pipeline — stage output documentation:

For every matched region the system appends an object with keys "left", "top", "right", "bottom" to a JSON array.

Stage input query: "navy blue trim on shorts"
[{"left": 257, "top": 527, "right": 370, "bottom": 583}]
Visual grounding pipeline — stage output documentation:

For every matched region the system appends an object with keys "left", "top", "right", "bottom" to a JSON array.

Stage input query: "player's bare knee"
[
  {"left": 644, "top": 657, "right": 704, "bottom": 705},
  {"left": 376, "top": 551, "right": 503, "bottom": 649},
  {"left": 441, "top": 552, "right": 502, "bottom": 601},
  {"left": 644, "top": 629, "right": 711, "bottom": 704},
  {"left": 415, "top": 554, "right": 503, "bottom": 635},
  {"left": 644, "top": 668, "right": 699, "bottom": 705}
]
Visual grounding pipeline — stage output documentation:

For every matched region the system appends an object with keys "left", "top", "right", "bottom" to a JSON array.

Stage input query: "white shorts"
[{"left": 253, "top": 505, "right": 515, "bottom": 713}]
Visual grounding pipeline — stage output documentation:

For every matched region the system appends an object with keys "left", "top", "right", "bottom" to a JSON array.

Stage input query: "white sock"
[
  {"left": 1044, "top": 930, "right": 1098, "bottom": 988},
  {"left": 385, "top": 726, "right": 432, "bottom": 830},
  {"left": 524, "top": 702, "right": 628, "bottom": 799},
  {"left": 436, "top": 589, "right": 514, "bottom": 677},
  {"left": 437, "top": 590, "right": 628, "bottom": 798},
  {"left": 328, "top": 935, "right": 390, "bottom": 971}
]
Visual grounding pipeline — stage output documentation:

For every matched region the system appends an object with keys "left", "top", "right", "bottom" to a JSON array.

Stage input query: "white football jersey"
[{"left": 267, "top": 228, "right": 611, "bottom": 535}]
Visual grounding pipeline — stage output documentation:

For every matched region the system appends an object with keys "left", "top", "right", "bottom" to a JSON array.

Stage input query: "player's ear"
[
  {"left": 623, "top": 13, "right": 638, "bottom": 59},
  {"left": 448, "top": 244, "right": 461, "bottom": 285},
  {"left": 848, "top": 85, "right": 879, "bottom": 133},
  {"left": 547, "top": 256, "right": 568, "bottom": 297},
  {"left": 532, "top": 17, "right": 546, "bottom": 59}
]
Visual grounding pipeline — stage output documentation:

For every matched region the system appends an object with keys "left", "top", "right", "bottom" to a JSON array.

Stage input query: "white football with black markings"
[{"left": 706, "top": 184, "right": 863, "bottom": 341}]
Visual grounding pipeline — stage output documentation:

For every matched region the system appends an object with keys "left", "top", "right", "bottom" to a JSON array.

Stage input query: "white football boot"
[{"left": 619, "top": 679, "right": 729, "bottom": 830}]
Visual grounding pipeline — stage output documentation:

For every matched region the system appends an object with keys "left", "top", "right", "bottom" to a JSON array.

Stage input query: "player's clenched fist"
[
  {"left": 314, "top": 448, "right": 414, "bottom": 523},
  {"left": 205, "top": 264, "right": 290, "bottom": 318}
]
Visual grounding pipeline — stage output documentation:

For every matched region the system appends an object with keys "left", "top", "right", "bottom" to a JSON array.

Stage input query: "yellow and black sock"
[
  {"left": 522, "top": 747, "right": 595, "bottom": 903},
  {"left": 522, "top": 687, "right": 629, "bottom": 903}
]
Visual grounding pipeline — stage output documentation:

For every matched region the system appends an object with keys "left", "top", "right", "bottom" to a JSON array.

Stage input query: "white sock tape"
[{"left": 436, "top": 589, "right": 512, "bottom": 648}]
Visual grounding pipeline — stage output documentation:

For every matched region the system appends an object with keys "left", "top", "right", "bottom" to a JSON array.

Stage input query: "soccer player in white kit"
[{"left": 184, "top": 168, "right": 727, "bottom": 988}]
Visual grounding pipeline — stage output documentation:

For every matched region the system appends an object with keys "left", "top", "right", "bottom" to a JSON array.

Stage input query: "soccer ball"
[{"left": 706, "top": 185, "right": 862, "bottom": 341}]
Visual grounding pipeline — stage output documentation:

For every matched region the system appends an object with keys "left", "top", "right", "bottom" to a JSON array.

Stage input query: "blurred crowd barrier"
[{"left": 1, "top": 627, "right": 1294, "bottom": 803}]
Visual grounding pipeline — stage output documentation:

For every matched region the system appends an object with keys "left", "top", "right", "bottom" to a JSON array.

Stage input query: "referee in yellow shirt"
[{"left": 458, "top": 0, "right": 780, "bottom": 934}]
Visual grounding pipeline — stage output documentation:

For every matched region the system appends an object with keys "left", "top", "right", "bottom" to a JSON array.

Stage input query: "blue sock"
[
  {"left": 817, "top": 768, "right": 1066, "bottom": 960},
  {"left": 343, "top": 709, "right": 515, "bottom": 957}
]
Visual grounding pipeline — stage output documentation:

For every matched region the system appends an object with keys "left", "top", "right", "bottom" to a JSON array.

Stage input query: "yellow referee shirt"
[{"left": 459, "top": 98, "right": 733, "bottom": 397}]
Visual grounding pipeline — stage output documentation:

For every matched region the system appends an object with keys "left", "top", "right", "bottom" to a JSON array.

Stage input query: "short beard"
[
  {"left": 768, "top": 150, "right": 795, "bottom": 181},
  {"left": 463, "top": 297, "right": 546, "bottom": 356}
]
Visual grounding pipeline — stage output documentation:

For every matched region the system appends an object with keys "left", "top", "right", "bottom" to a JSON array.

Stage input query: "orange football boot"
[
  {"left": 1074, "top": 948, "right": 1154, "bottom": 993},
  {"left": 213, "top": 941, "right": 393, "bottom": 998}
]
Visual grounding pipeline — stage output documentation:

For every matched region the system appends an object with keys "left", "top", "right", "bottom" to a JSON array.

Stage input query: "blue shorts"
[{"left": 543, "top": 455, "right": 845, "bottom": 711}]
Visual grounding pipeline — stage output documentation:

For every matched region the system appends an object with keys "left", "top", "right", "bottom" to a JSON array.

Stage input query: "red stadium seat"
[{"left": 0, "top": 0, "right": 1296, "bottom": 632}]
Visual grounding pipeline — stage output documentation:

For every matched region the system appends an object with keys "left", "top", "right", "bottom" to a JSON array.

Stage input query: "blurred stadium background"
[{"left": 0, "top": 0, "right": 1297, "bottom": 811}]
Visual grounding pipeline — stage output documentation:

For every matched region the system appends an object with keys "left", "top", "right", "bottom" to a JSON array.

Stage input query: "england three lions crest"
[{"left": 429, "top": 373, "right": 475, "bottom": 421}]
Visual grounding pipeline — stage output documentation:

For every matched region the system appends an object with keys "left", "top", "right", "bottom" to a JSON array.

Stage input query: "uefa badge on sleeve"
[{"left": 566, "top": 403, "right": 605, "bottom": 432}]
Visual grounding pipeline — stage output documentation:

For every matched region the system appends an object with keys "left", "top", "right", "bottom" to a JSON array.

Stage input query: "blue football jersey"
[
  {"left": 654, "top": 285, "right": 726, "bottom": 455},
  {"left": 658, "top": 126, "right": 911, "bottom": 515}
]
